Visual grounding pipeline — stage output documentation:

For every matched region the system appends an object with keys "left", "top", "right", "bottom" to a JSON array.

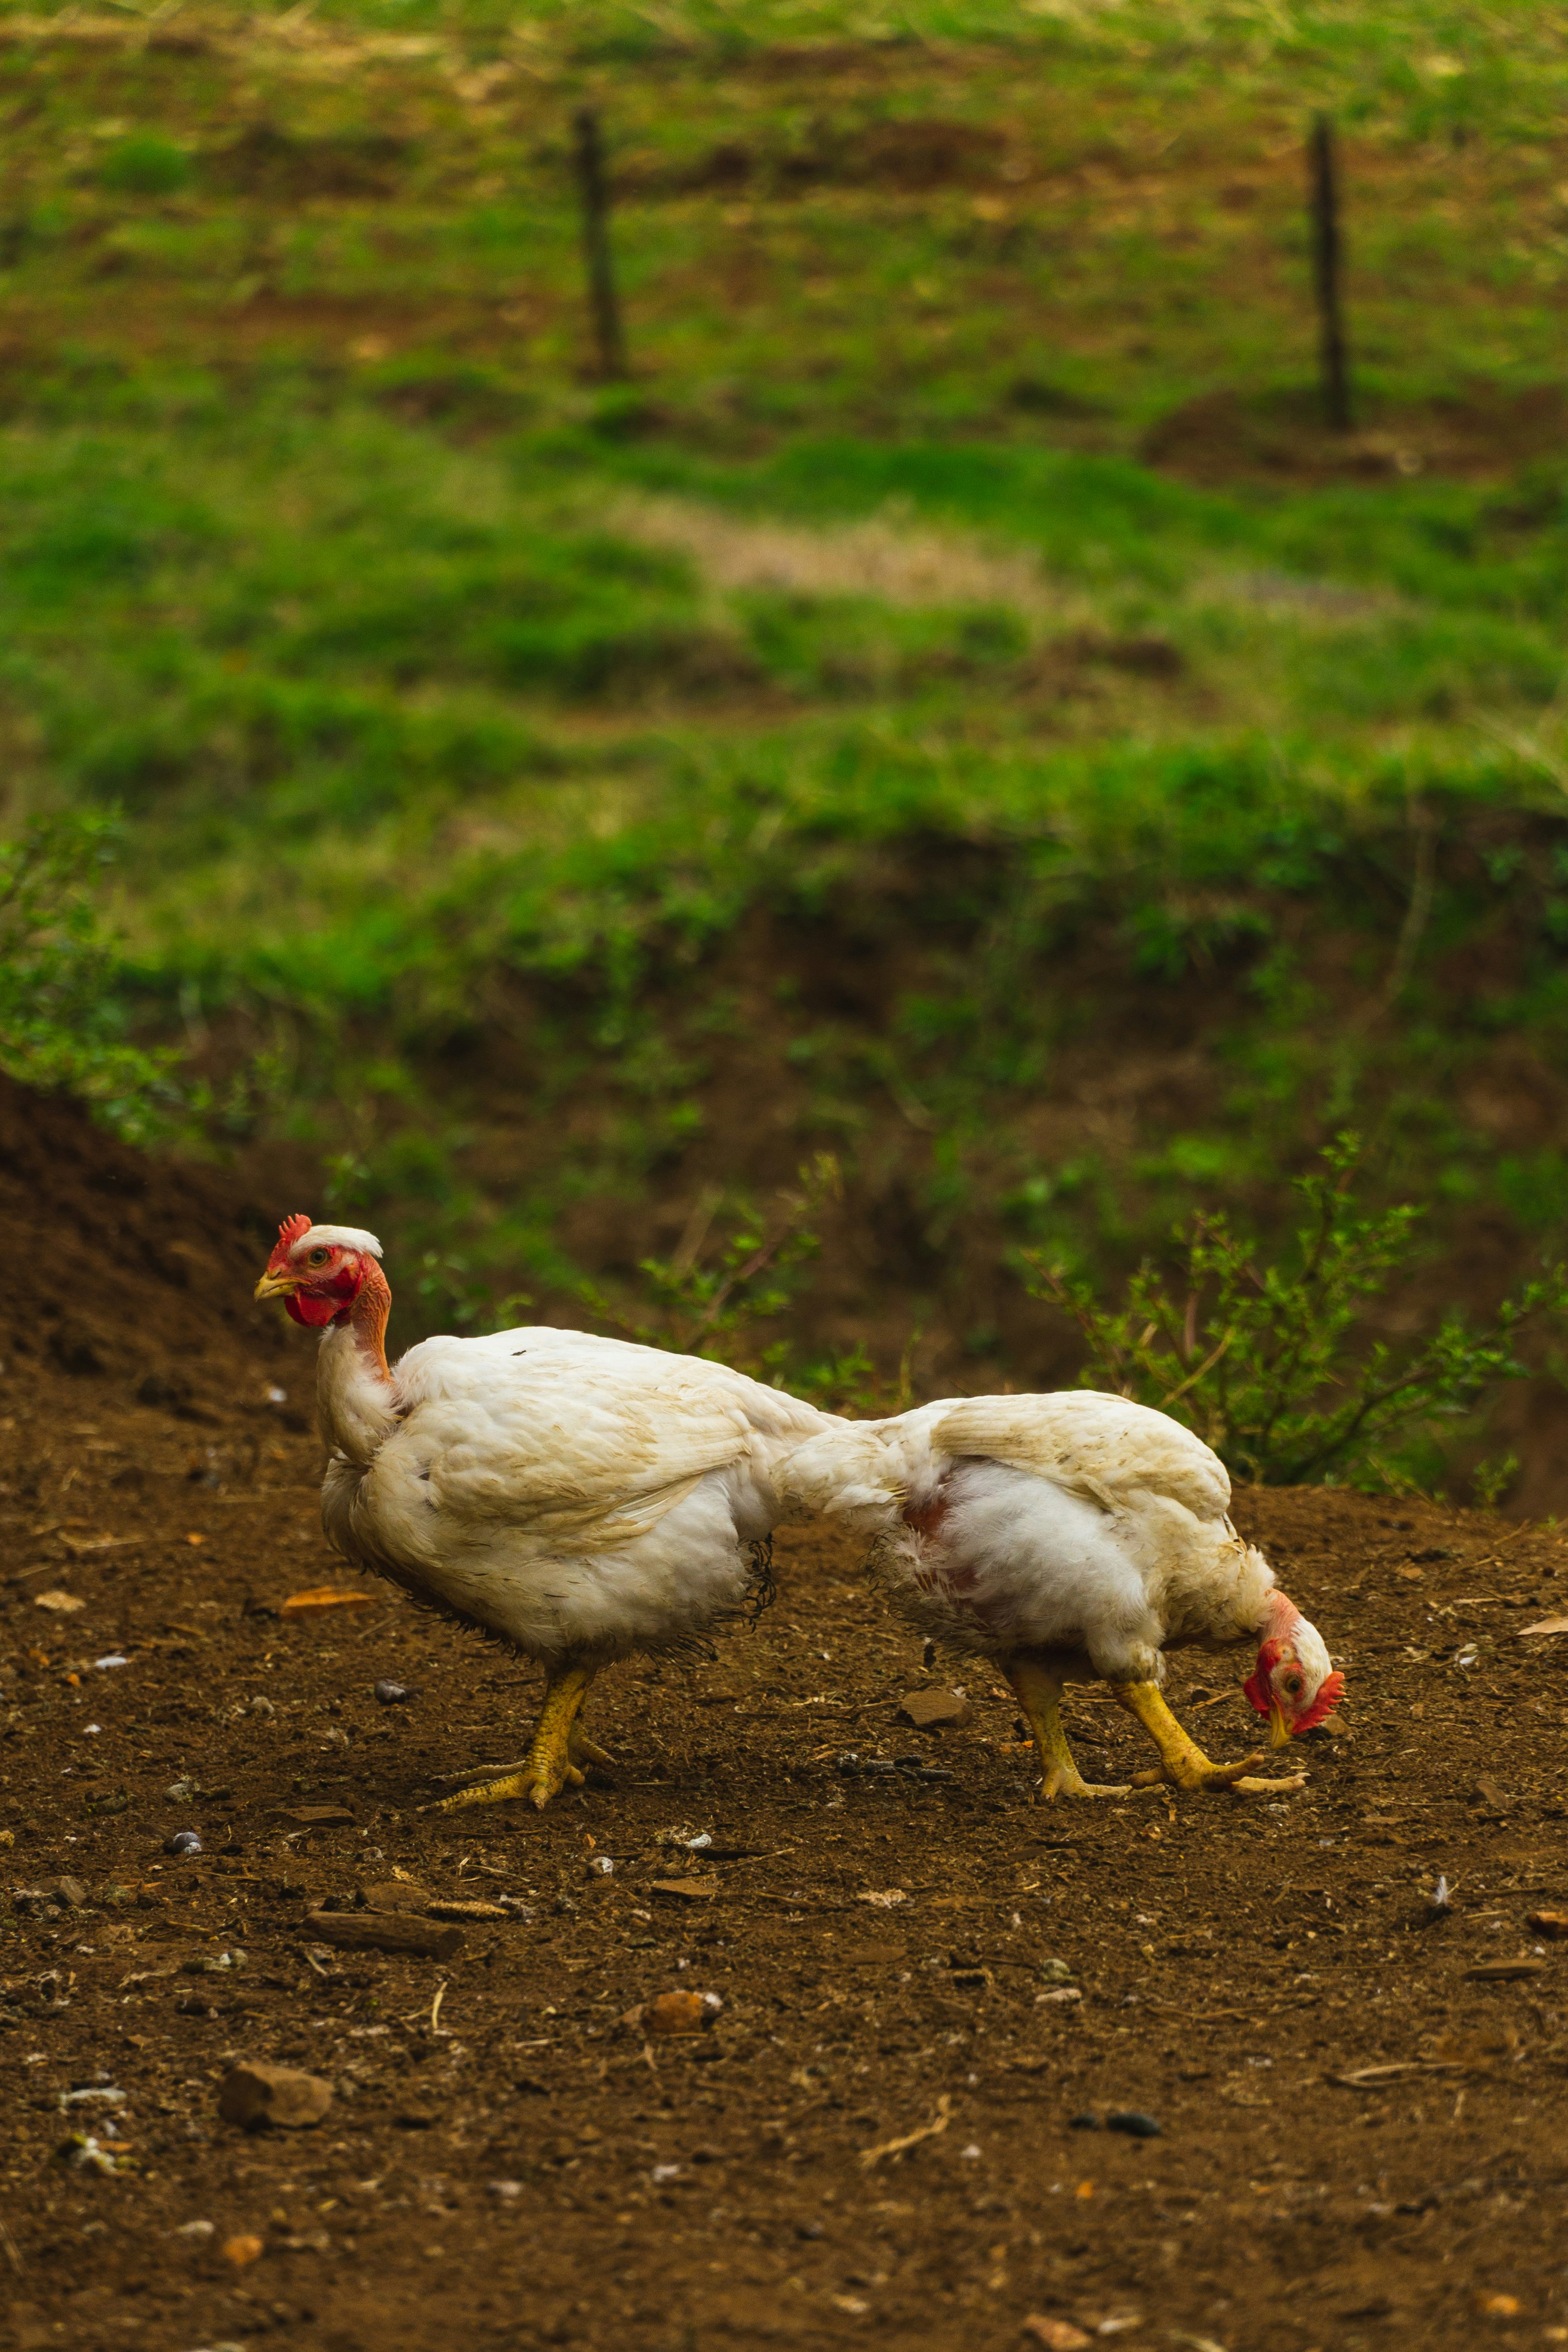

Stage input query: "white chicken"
[
  {"left": 254, "top": 1214, "right": 835, "bottom": 1811},
  {"left": 779, "top": 1389, "right": 1343, "bottom": 1799}
]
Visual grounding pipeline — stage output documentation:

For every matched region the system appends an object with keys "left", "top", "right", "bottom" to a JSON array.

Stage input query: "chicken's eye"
[
  {"left": 308, "top": 1247, "right": 329, "bottom": 1265},
  {"left": 1283, "top": 1673, "right": 1303, "bottom": 1696}
]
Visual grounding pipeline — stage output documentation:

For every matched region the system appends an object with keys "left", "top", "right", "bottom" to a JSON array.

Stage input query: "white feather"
[
  {"left": 314, "top": 1319, "right": 833, "bottom": 1668},
  {"left": 779, "top": 1390, "right": 1278, "bottom": 1683}
]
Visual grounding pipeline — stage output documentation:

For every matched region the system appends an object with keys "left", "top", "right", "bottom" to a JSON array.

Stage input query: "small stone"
[
  {"left": 218, "top": 2060, "right": 333, "bottom": 2132},
  {"left": 359, "top": 1880, "right": 432, "bottom": 1915},
  {"left": 1465, "top": 1958, "right": 1547, "bottom": 1983},
  {"left": 173, "top": 2219, "right": 215, "bottom": 2240},
  {"left": 49, "top": 1877, "right": 89, "bottom": 1909},
  {"left": 1105, "top": 2110, "right": 1161, "bottom": 2139},
  {"left": 1038, "top": 1957, "right": 1074, "bottom": 1984},
  {"left": 1069, "top": 2111, "right": 1102, "bottom": 2132},
  {"left": 1472, "top": 1776, "right": 1510, "bottom": 1812},
  {"left": 1023, "top": 2320, "right": 1093, "bottom": 2351},
  {"left": 622, "top": 1989, "right": 721, "bottom": 2036},
  {"left": 56, "top": 2132, "right": 128, "bottom": 2175},
  {"left": 587, "top": 1855, "right": 614, "bottom": 1878},
  {"left": 34, "top": 1590, "right": 84, "bottom": 1614},
  {"left": 248, "top": 1695, "right": 275, "bottom": 1718},
  {"left": 183, "top": 1949, "right": 246, "bottom": 1974},
  {"left": 374, "top": 1680, "right": 413, "bottom": 1705},
  {"left": 897, "top": 1688, "right": 974, "bottom": 1731},
  {"left": 1477, "top": 2294, "right": 1523, "bottom": 2318},
  {"left": 221, "top": 2232, "right": 264, "bottom": 2267},
  {"left": 165, "top": 1830, "right": 203, "bottom": 1857}
]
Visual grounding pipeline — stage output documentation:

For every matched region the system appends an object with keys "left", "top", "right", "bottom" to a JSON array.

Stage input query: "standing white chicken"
[
  {"left": 254, "top": 1215, "right": 835, "bottom": 1811},
  {"left": 779, "top": 1390, "right": 1343, "bottom": 1799}
]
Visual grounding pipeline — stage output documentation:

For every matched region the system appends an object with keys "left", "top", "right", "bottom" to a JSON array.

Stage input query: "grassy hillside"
[{"left": 6, "top": 0, "right": 1568, "bottom": 1492}]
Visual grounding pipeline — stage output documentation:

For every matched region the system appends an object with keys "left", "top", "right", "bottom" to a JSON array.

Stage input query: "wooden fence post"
[
  {"left": 1308, "top": 112, "right": 1351, "bottom": 431},
  {"left": 572, "top": 106, "right": 628, "bottom": 382}
]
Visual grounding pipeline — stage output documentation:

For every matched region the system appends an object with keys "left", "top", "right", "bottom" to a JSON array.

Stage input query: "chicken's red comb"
[{"left": 266, "top": 1212, "right": 314, "bottom": 1271}]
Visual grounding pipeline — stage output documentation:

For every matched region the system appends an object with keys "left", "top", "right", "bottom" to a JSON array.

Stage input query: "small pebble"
[
  {"left": 165, "top": 1830, "right": 202, "bottom": 1857},
  {"left": 248, "top": 1695, "right": 275, "bottom": 1718},
  {"left": 587, "top": 1855, "right": 614, "bottom": 1877},
  {"left": 374, "top": 1681, "right": 413, "bottom": 1705},
  {"left": 1069, "top": 2111, "right": 1102, "bottom": 2132},
  {"left": 219, "top": 2060, "right": 332, "bottom": 2132},
  {"left": 1105, "top": 2110, "right": 1162, "bottom": 2139}
]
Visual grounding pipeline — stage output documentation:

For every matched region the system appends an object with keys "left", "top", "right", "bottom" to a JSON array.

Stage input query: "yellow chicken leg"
[
  {"left": 437, "top": 1664, "right": 598, "bottom": 1813},
  {"left": 1111, "top": 1680, "right": 1303, "bottom": 1794},
  {"left": 1004, "top": 1654, "right": 1132, "bottom": 1802}
]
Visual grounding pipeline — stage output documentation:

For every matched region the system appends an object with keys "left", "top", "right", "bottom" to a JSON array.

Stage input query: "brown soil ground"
[
  {"left": 4, "top": 1082, "right": 1568, "bottom": 2352},
  {"left": 1143, "top": 386, "right": 1568, "bottom": 489}
]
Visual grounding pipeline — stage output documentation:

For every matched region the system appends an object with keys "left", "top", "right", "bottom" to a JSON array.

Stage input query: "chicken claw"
[
  {"left": 436, "top": 1664, "right": 597, "bottom": 1814},
  {"left": 1004, "top": 1655, "right": 1133, "bottom": 1804},
  {"left": 1112, "top": 1681, "right": 1281, "bottom": 1792}
]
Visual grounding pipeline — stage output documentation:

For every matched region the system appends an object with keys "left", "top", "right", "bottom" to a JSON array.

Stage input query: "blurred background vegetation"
[{"left": 7, "top": 0, "right": 1568, "bottom": 1495}]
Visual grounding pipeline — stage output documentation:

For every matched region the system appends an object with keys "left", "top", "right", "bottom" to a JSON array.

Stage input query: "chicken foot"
[
  {"left": 1110, "top": 1680, "right": 1304, "bottom": 1794},
  {"left": 1004, "top": 1655, "right": 1132, "bottom": 1802},
  {"left": 436, "top": 1664, "right": 601, "bottom": 1813}
]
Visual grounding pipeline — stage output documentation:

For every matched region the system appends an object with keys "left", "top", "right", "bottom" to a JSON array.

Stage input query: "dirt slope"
[
  {"left": 0, "top": 1071, "right": 290, "bottom": 1414},
  {"left": 1, "top": 1086, "right": 1567, "bottom": 2352}
]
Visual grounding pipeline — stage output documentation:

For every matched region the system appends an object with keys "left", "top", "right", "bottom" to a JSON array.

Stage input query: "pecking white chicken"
[
  {"left": 779, "top": 1389, "right": 1343, "bottom": 1800},
  {"left": 254, "top": 1214, "right": 836, "bottom": 1811}
]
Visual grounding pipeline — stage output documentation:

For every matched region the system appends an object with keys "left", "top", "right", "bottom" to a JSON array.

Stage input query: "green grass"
[{"left": 4, "top": 1, "right": 1568, "bottom": 1487}]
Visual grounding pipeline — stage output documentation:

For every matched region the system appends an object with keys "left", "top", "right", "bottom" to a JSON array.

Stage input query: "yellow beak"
[
  {"left": 1268, "top": 1698, "right": 1291, "bottom": 1749},
  {"left": 254, "top": 1268, "right": 300, "bottom": 1302}
]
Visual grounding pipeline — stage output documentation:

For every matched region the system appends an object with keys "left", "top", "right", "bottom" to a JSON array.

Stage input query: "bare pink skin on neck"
[
  {"left": 1261, "top": 1589, "right": 1302, "bottom": 1640},
  {"left": 344, "top": 1255, "right": 393, "bottom": 1386}
]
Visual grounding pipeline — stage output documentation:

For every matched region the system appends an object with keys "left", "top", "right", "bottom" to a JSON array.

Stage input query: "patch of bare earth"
[
  {"left": 608, "top": 494, "right": 1086, "bottom": 623},
  {"left": 1, "top": 1085, "right": 1566, "bottom": 2349}
]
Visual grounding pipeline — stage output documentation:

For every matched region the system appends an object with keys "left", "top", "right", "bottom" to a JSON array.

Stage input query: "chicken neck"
[
  {"left": 316, "top": 1258, "right": 398, "bottom": 1466},
  {"left": 435, "top": 1664, "right": 614, "bottom": 1814}
]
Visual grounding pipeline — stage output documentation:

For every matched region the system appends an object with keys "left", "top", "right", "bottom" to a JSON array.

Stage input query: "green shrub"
[
  {"left": 0, "top": 814, "right": 179, "bottom": 1141},
  {"left": 1025, "top": 1135, "right": 1568, "bottom": 1490}
]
